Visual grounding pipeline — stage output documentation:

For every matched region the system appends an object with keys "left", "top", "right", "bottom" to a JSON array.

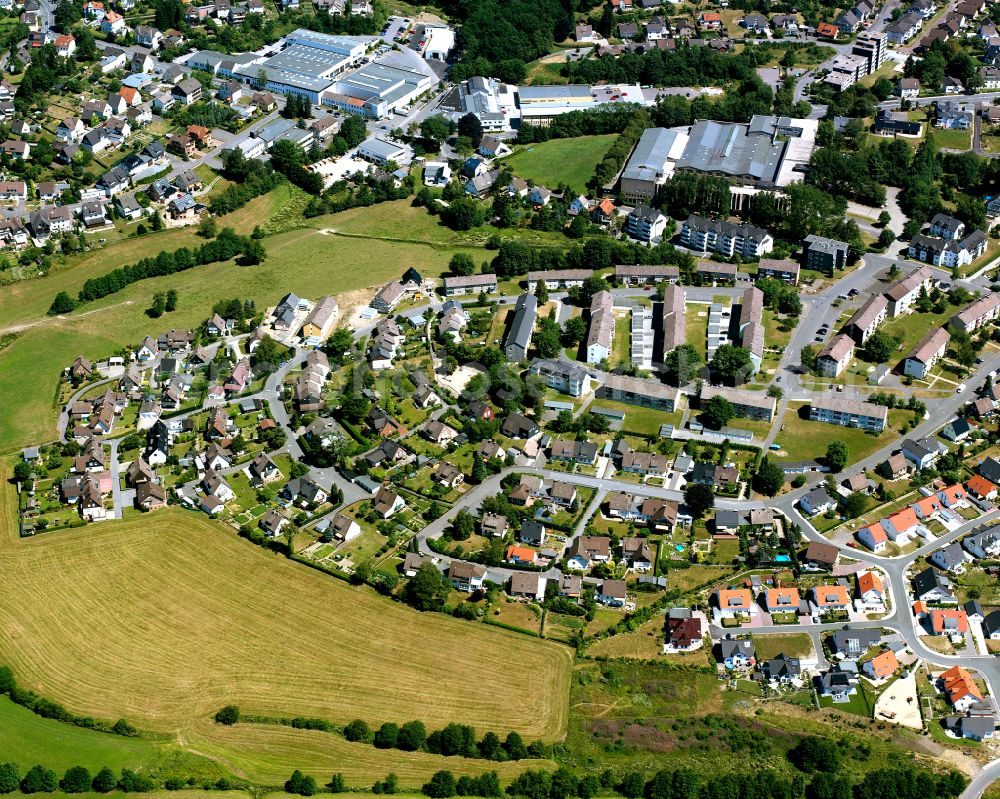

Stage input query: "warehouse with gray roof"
[
  {"left": 620, "top": 127, "right": 689, "bottom": 202},
  {"left": 676, "top": 115, "right": 818, "bottom": 187}
]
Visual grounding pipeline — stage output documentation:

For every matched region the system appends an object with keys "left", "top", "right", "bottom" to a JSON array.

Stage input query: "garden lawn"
[
  {"left": 592, "top": 399, "right": 683, "bottom": 437},
  {"left": 930, "top": 126, "right": 972, "bottom": 151},
  {"left": 751, "top": 633, "right": 814, "bottom": 661},
  {"left": 500, "top": 135, "right": 617, "bottom": 192},
  {"left": 772, "top": 403, "right": 908, "bottom": 466}
]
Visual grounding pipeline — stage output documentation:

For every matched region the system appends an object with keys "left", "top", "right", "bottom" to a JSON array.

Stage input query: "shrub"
[
  {"left": 343, "top": 719, "right": 373, "bottom": 743},
  {"left": 423, "top": 771, "right": 456, "bottom": 798},
  {"left": 374, "top": 722, "right": 399, "bottom": 749},
  {"left": 118, "top": 769, "right": 156, "bottom": 792},
  {"left": 214, "top": 705, "right": 240, "bottom": 725},
  {"left": 20, "top": 766, "right": 57, "bottom": 794},
  {"left": 0, "top": 764, "right": 19, "bottom": 794},
  {"left": 285, "top": 770, "right": 317, "bottom": 796},
  {"left": 91, "top": 768, "right": 117, "bottom": 793},
  {"left": 60, "top": 767, "right": 91, "bottom": 794}
]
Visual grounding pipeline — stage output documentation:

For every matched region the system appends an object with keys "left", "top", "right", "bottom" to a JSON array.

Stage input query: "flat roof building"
[
  {"left": 676, "top": 115, "right": 818, "bottom": 187},
  {"left": 620, "top": 127, "right": 689, "bottom": 202},
  {"left": 325, "top": 58, "right": 434, "bottom": 118}
]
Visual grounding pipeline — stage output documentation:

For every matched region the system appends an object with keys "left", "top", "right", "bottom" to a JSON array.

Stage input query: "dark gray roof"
[
  {"left": 504, "top": 293, "right": 538, "bottom": 358},
  {"left": 830, "top": 628, "right": 880, "bottom": 655},
  {"left": 912, "top": 566, "right": 954, "bottom": 599}
]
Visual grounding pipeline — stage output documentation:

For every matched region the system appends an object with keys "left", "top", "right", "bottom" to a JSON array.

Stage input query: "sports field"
[
  {"left": 0, "top": 507, "right": 571, "bottom": 741},
  {"left": 501, "top": 136, "right": 617, "bottom": 192}
]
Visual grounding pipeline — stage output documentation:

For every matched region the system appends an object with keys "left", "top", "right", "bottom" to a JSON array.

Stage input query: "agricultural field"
[
  {"left": 500, "top": 135, "right": 617, "bottom": 192},
  {"left": 0, "top": 505, "right": 572, "bottom": 742},
  {"left": 184, "top": 721, "right": 553, "bottom": 787}
]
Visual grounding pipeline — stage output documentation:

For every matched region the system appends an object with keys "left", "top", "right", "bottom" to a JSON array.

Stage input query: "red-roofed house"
[
  {"left": 714, "top": 588, "right": 757, "bottom": 618},
  {"left": 505, "top": 545, "right": 537, "bottom": 565},
  {"left": 967, "top": 474, "right": 998, "bottom": 500},
  {"left": 937, "top": 483, "right": 967, "bottom": 508},
  {"left": 911, "top": 494, "right": 943, "bottom": 520},
  {"left": 884, "top": 507, "right": 919, "bottom": 543},
  {"left": 931, "top": 608, "right": 969, "bottom": 636},
  {"left": 54, "top": 34, "right": 76, "bottom": 56},
  {"left": 817, "top": 21, "right": 840, "bottom": 38},
  {"left": 857, "top": 571, "right": 884, "bottom": 604},
  {"left": 811, "top": 585, "right": 851, "bottom": 611},
  {"left": 699, "top": 11, "right": 723, "bottom": 28},
  {"left": 119, "top": 86, "right": 141, "bottom": 107},
  {"left": 763, "top": 588, "right": 800, "bottom": 613},
  {"left": 858, "top": 523, "right": 887, "bottom": 552},
  {"left": 863, "top": 650, "right": 899, "bottom": 681},
  {"left": 940, "top": 665, "right": 984, "bottom": 711}
]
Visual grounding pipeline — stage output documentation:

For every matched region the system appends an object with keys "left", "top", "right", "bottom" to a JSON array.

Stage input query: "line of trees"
[
  {"left": 488, "top": 236, "right": 692, "bottom": 279},
  {"left": 65, "top": 228, "right": 263, "bottom": 308},
  {"left": 343, "top": 718, "right": 547, "bottom": 762},
  {"left": 0, "top": 762, "right": 242, "bottom": 795},
  {"left": 0, "top": 666, "right": 136, "bottom": 737}
]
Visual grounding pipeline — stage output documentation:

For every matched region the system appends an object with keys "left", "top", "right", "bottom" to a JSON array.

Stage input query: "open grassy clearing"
[
  {"left": 772, "top": 403, "right": 909, "bottom": 464},
  {"left": 751, "top": 633, "right": 814, "bottom": 662},
  {"left": 184, "top": 722, "right": 553, "bottom": 788},
  {"left": 930, "top": 126, "right": 972, "bottom": 151},
  {"left": 500, "top": 135, "right": 617, "bottom": 192},
  {"left": 0, "top": 507, "right": 571, "bottom": 740}
]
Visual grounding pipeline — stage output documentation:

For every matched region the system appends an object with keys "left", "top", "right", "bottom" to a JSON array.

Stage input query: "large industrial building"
[
  {"left": 324, "top": 59, "right": 434, "bottom": 118},
  {"left": 227, "top": 30, "right": 372, "bottom": 103},
  {"left": 675, "top": 115, "right": 818, "bottom": 188},
  {"left": 439, "top": 78, "right": 653, "bottom": 129},
  {"left": 185, "top": 30, "right": 435, "bottom": 116},
  {"left": 437, "top": 76, "right": 517, "bottom": 131},
  {"left": 620, "top": 127, "right": 689, "bottom": 202}
]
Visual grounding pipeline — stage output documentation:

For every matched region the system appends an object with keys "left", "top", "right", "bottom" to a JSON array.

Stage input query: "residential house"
[
  {"left": 509, "top": 572, "right": 546, "bottom": 601},
  {"left": 716, "top": 637, "right": 755, "bottom": 669},
  {"left": 932, "top": 542, "right": 970, "bottom": 573},
  {"left": 714, "top": 588, "right": 757, "bottom": 618},
  {"left": 912, "top": 567, "right": 958, "bottom": 603},
  {"left": 566, "top": 535, "right": 611, "bottom": 571},
  {"left": 863, "top": 650, "right": 899, "bottom": 681},
  {"left": 372, "top": 485, "right": 405, "bottom": 518},
  {"left": 597, "top": 579, "right": 627, "bottom": 607}
]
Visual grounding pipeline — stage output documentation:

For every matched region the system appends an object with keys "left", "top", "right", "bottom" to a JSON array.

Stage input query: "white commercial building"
[{"left": 422, "top": 26, "right": 455, "bottom": 60}]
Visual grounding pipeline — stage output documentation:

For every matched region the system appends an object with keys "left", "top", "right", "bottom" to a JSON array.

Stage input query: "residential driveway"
[{"left": 970, "top": 620, "right": 988, "bottom": 656}]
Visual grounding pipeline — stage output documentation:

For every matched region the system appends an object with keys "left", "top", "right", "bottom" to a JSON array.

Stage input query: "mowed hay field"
[
  {"left": 184, "top": 722, "right": 553, "bottom": 786},
  {"left": 0, "top": 508, "right": 572, "bottom": 741}
]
